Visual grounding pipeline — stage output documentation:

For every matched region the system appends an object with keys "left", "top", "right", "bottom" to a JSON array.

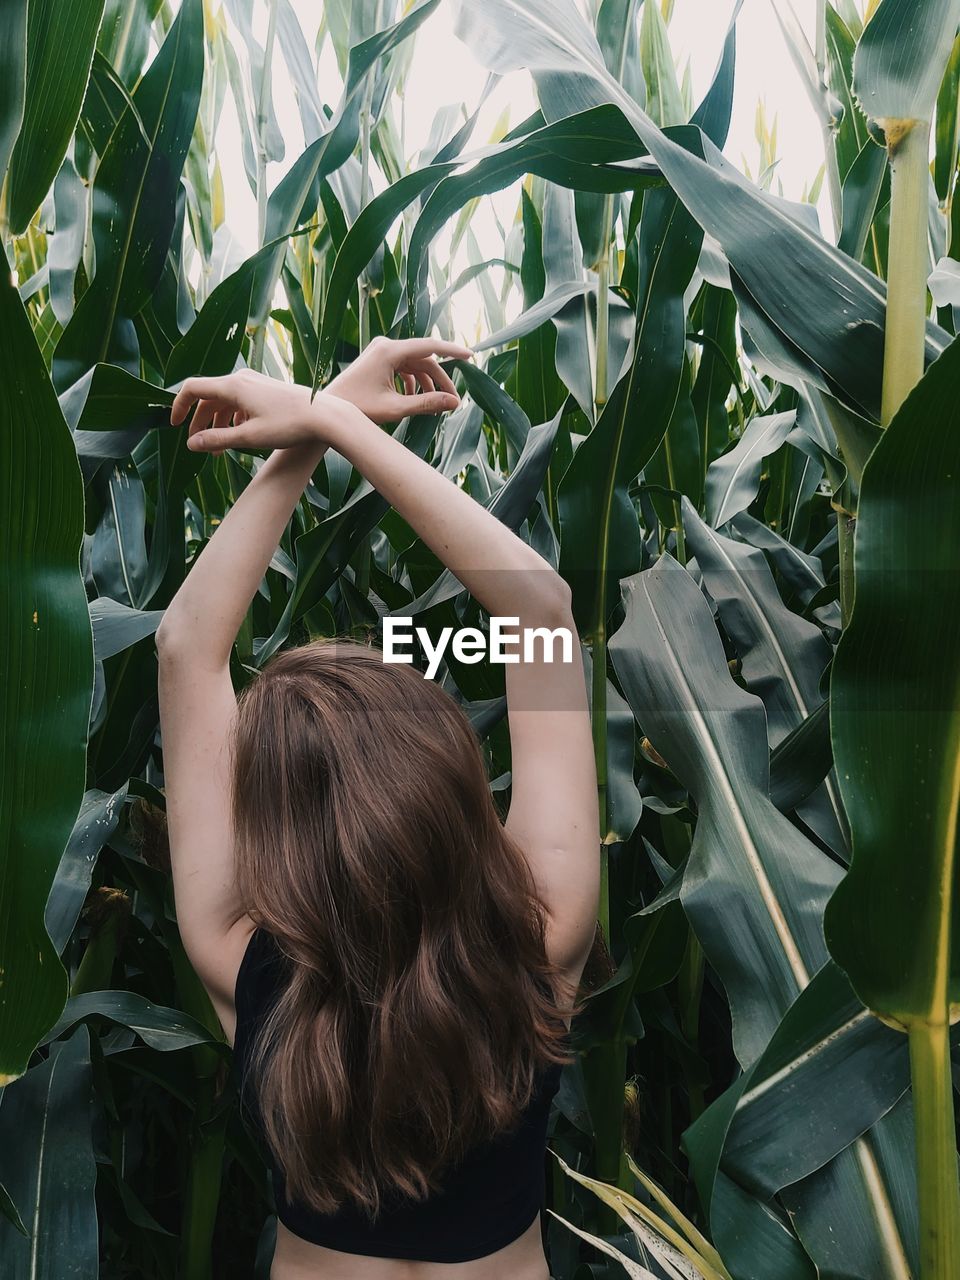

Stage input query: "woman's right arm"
[{"left": 316, "top": 399, "right": 601, "bottom": 984}]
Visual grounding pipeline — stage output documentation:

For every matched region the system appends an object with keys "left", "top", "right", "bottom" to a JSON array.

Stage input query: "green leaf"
[
  {"left": 250, "top": 0, "right": 443, "bottom": 329},
  {"left": 0, "top": 1027, "right": 98, "bottom": 1278},
  {"left": 855, "top": 0, "right": 960, "bottom": 128},
  {"left": 596, "top": 0, "right": 645, "bottom": 109},
  {"left": 59, "top": 364, "right": 174, "bottom": 461},
  {"left": 704, "top": 410, "right": 796, "bottom": 528},
  {"left": 454, "top": 0, "right": 951, "bottom": 421},
  {"left": 826, "top": 332, "right": 960, "bottom": 1273},
  {"left": 0, "top": 262, "right": 91, "bottom": 1082},
  {"left": 935, "top": 31, "right": 960, "bottom": 201},
  {"left": 825, "top": 335, "right": 960, "bottom": 1024},
  {"left": 609, "top": 555, "right": 842, "bottom": 1068},
  {"left": 78, "top": 48, "right": 138, "bottom": 157},
  {"left": 558, "top": 131, "right": 703, "bottom": 628},
  {"left": 837, "top": 135, "right": 889, "bottom": 263},
  {"left": 721, "top": 962, "right": 910, "bottom": 1197},
  {"left": 53, "top": 0, "right": 205, "bottom": 392},
  {"left": 48, "top": 154, "right": 87, "bottom": 327},
  {"left": 639, "top": 0, "right": 685, "bottom": 126},
  {"left": 166, "top": 239, "right": 290, "bottom": 386},
  {"left": 90, "top": 597, "right": 164, "bottom": 661},
  {"left": 690, "top": 291, "right": 738, "bottom": 479},
  {"left": 782, "top": 1100, "right": 919, "bottom": 1279},
  {"left": 313, "top": 161, "right": 458, "bottom": 387},
  {"left": 825, "top": 3, "right": 872, "bottom": 181},
  {"left": 406, "top": 105, "right": 663, "bottom": 335},
  {"left": 473, "top": 281, "right": 595, "bottom": 351},
  {"left": 680, "top": 501, "right": 846, "bottom": 854},
  {"left": 7, "top": 0, "right": 106, "bottom": 234},
  {"left": 41, "top": 990, "right": 217, "bottom": 1053},
  {"left": 98, "top": 0, "right": 161, "bottom": 88},
  {"left": 0, "top": 0, "right": 27, "bottom": 189},
  {"left": 768, "top": 702, "right": 834, "bottom": 815},
  {"left": 45, "top": 787, "right": 128, "bottom": 955}
]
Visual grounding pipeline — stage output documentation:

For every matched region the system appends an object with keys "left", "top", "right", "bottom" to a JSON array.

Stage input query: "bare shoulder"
[{"left": 184, "top": 913, "right": 257, "bottom": 1047}]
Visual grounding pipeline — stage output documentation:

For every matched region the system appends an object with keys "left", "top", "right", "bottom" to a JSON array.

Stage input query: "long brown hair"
[{"left": 230, "top": 637, "right": 579, "bottom": 1220}]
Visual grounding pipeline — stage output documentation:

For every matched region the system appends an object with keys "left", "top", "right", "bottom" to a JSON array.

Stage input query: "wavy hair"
[{"left": 230, "top": 638, "right": 579, "bottom": 1219}]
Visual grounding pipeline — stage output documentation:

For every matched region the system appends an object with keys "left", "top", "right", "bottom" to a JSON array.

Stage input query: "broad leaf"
[
  {"left": 609, "top": 555, "right": 841, "bottom": 1068},
  {"left": 53, "top": 0, "right": 205, "bottom": 392},
  {"left": 825, "top": 337, "right": 960, "bottom": 1023},
  {"left": 7, "top": 0, "right": 106, "bottom": 233},
  {"left": 0, "top": 1027, "right": 98, "bottom": 1278},
  {"left": 558, "top": 130, "right": 703, "bottom": 628},
  {"left": 722, "top": 962, "right": 910, "bottom": 1197},
  {"left": 41, "top": 991, "right": 217, "bottom": 1053},
  {"left": 45, "top": 787, "right": 128, "bottom": 956},
  {"left": 855, "top": 0, "right": 960, "bottom": 127},
  {"left": 0, "top": 263, "right": 91, "bottom": 1081},
  {"left": 454, "top": 0, "right": 951, "bottom": 421},
  {"left": 704, "top": 411, "right": 796, "bottom": 528}
]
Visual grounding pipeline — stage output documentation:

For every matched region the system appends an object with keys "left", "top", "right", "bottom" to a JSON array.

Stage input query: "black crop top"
[{"left": 232, "top": 927, "right": 565, "bottom": 1263}]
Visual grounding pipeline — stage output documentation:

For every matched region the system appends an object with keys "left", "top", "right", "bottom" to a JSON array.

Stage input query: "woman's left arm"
[
  {"left": 156, "top": 421, "right": 333, "bottom": 1020},
  {"left": 156, "top": 346, "right": 469, "bottom": 1020}
]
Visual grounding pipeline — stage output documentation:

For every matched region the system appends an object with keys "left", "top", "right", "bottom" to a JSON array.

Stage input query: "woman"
[{"left": 155, "top": 337, "right": 600, "bottom": 1280}]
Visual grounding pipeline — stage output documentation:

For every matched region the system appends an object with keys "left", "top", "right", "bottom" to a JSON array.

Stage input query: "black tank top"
[{"left": 232, "top": 927, "right": 565, "bottom": 1263}]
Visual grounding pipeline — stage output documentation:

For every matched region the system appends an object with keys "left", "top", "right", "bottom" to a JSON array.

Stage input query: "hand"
[
  {"left": 325, "top": 336, "right": 474, "bottom": 424},
  {"left": 169, "top": 369, "right": 352, "bottom": 456}
]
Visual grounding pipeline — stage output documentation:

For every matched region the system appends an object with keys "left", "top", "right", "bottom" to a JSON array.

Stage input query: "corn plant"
[{"left": 1, "top": 1, "right": 959, "bottom": 1278}]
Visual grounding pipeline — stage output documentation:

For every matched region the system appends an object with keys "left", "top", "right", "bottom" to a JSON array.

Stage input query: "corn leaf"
[
  {"left": 825, "top": 337, "right": 960, "bottom": 1022},
  {"left": 0, "top": 0, "right": 27, "bottom": 189},
  {"left": 7, "top": 0, "right": 106, "bottom": 234},
  {"left": 0, "top": 1028, "right": 97, "bottom": 1277},
  {"left": 0, "top": 262, "right": 91, "bottom": 1081},
  {"left": 558, "top": 134, "right": 702, "bottom": 627},
  {"left": 455, "top": 0, "right": 951, "bottom": 421},
  {"left": 609, "top": 554, "right": 841, "bottom": 1067},
  {"left": 52, "top": 0, "right": 205, "bottom": 392},
  {"left": 855, "top": 0, "right": 960, "bottom": 127}
]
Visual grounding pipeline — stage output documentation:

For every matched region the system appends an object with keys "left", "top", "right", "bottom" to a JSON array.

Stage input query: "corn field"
[{"left": 1, "top": 0, "right": 959, "bottom": 1276}]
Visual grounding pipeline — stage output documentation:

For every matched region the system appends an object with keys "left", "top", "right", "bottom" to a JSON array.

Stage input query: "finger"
[
  {"left": 394, "top": 338, "right": 474, "bottom": 364},
  {"left": 188, "top": 398, "right": 219, "bottom": 436},
  {"left": 417, "top": 373, "right": 436, "bottom": 395},
  {"left": 405, "top": 391, "right": 459, "bottom": 417},
  {"left": 412, "top": 357, "right": 458, "bottom": 398},
  {"left": 170, "top": 375, "right": 237, "bottom": 426},
  {"left": 187, "top": 424, "right": 253, "bottom": 453},
  {"left": 210, "top": 407, "right": 234, "bottom": 457},
  {"left": 400, "top": 372, "right": 417, "bottom": 397}
]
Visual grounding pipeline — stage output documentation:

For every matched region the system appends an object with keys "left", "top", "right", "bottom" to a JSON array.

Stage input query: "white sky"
[{"left": 213, "top": 0, "right": 832, "bottom": 341}]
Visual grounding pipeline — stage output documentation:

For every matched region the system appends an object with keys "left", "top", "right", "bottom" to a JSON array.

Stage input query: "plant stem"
[
  {"left": 836, "top": 506, "right": 856, "bottom": 628},
  {"left": 256, "top": 0, "right": 279, "bottom": 249},
  {"left": 594, "top": 196, "right": 615, "bottom": 413},
  {"left": 358, "top": 75, "right": 375, "bottom": 350},
  {"left": 0, "top": 176, "right": 10, "bottom": 247},
  {"left": 816, "top": 0, "right": 843, "bottom": 243},
  {"left": 679, "top": 933, "right": 705, "bottom": 1121},
  {"left": 881, "top": 122, "right": 931, "bottom": 425},
  {"left": 591, "top": 629, "right": 609, "bottom": 943},
  {"left": 251, "top": 0, "right": 280, "bottom": 372},
  {"left": 909, "top": 1018, "right": 960, "bottom": 1279}
]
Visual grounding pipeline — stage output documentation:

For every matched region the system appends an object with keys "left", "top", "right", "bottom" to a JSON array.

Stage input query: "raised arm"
[
  {"left": 314, "top": 396, "right": 601, "bottom": 985},
  {"left": 172, "top": 359, "right": 600, "bottom": 987},
  {"left": 155, "top": 344, "right": 470, "bottom": 1030}
]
